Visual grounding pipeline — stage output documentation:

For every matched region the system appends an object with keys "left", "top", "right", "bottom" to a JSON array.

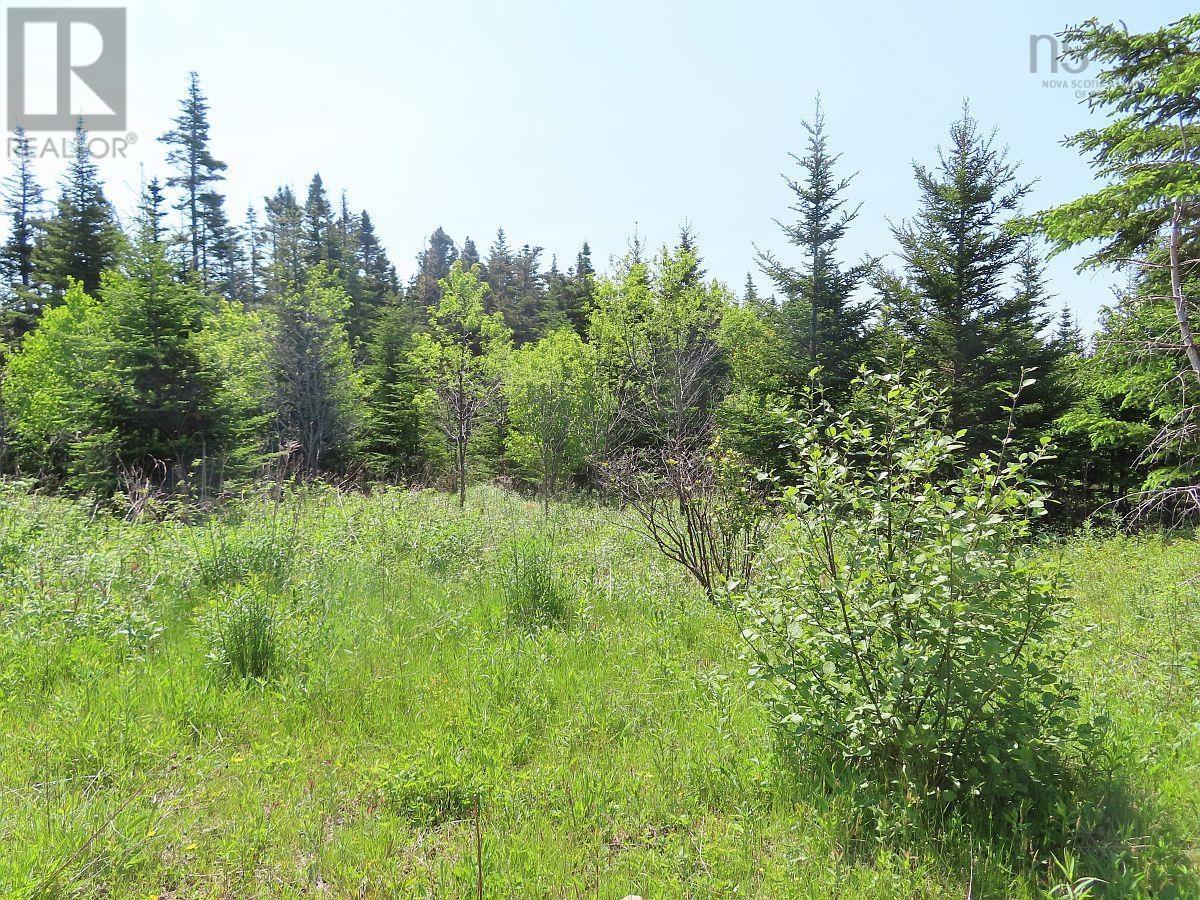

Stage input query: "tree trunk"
[{"left": 1169, "top": 200, "right": 1200, "bottom": 382}]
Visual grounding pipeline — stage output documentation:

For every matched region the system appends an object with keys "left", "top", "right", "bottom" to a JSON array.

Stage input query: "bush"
[
  {"left": 208, "top": 580, "right": 278, "bottom": 682},
  {"left": 500, "top": 534, "right": 572, "bottom": 631},
  {"left": 737, "top": 369, "right": 1078, "bottom": 812}
]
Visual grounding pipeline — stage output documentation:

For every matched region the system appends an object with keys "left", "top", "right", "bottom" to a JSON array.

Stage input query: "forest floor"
[{"left": 0, "top": 484, "right": 1197, "bottom": 898}]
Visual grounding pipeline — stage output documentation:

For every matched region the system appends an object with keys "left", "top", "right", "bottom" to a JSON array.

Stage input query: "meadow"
[{"left": 0, "top": 482, "right": 1197, "bottom": 898}]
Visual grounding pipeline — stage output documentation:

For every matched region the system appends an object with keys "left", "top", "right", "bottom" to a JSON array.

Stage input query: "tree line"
[{"left": 0, "top": 13, "right": 1196, "bottom": 522}]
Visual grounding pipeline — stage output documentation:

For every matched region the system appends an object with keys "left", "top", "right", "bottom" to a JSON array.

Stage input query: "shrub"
[
  {"left": 208, "top": 580, "right": 278, "bottom": 682},
  {"left": 500, "top": 534, "right": 572, "bottom": 631},
  {"left": 737, "top": 368, "right": 1078, "bottom": 812}
]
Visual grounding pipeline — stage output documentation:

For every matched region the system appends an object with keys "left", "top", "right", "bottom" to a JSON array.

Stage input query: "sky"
[{"left": 5, "top": 0, "right": 1196, "bottom": 331}]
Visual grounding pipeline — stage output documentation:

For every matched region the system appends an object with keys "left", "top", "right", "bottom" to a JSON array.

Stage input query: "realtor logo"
[{"left": 7, "top": 7, "right": 126, "bottom": 131}]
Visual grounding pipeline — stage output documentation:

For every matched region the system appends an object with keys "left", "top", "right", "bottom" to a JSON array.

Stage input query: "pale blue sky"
[{"left": 10, "top": 0, "right": 1197, "bottom": 329}]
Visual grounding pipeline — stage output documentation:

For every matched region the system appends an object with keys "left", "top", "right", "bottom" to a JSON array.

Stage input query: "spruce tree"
[
  {"left": 34, "top": 120, "right": 121, "bottom": 299},
  {"left": 892, "top": 106, "right": 1035, "bottom": 446},
  {"left": 483, "top": 227, "right": 515, "bottom": 319},
  {"left": 408, "top": 227, "right": 458, "bottom": 319},
  {"left": 0, "top": 127, "right": 45, "bottom": 340},
  {"left": 263, "top": 186, "right": 304, "bottom": 297},
  {"left": 100, "top": 182, "right": 225, "bottom": 486},
  {"left": 160, "top": 72, "right": 227, "bottom": 275},
  {"left": 756, "top": 99, "right": 873, "bottom": 395},
  {"left": 362, "top": 301, "right": 425, "bottom": 479},
  {"left": 460, "top": 236, "right": 481, "bottom": 269},
  {"left": 302, "top": 173, "right": 336, "bottom": 270}
]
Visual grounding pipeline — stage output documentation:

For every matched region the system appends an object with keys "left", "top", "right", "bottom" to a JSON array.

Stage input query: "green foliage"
[
  {"left": 412, "top": 260, "right": 512, "bottom": 503},
  {"left": 33, "top": 121, "right": 122, "bottom": 299},
  {"left": 0, "top": 484, "right": 1196, "bottom": 896},
  {"left": 207, "top": 579, "right": 278, "bottom": 683},
  {"left": 500, "top": 533, "right": 573, "bottom": 631},
  {"left": 756, "top": 99, "right": 874, "bottom": 395},
  {"left": 504, "top": 327, "right": 605, "bottom": 502},
  {"left": 888, "top": 108, "right": 1065, "bottom": 450},
  {"left": 374, "top": 759, "right": 478, "bottom": 827},
  {"left": 590, "top": 242, "right": 731, "bottom": 452},
  {"left": 3, "top": 227, "right": 260, "bottom": 493},
  {"left": 270, "top": 268, "right": 364, "bottom": 474},
  {"left": 737, "top": 369, "right": 1079, "bottom": 811},
  {"left": 1034, "top": 15, "right": 1200, "bottom": 266},
  {"left": 361, "top": 302, "right": 426, "bottom": 480}
]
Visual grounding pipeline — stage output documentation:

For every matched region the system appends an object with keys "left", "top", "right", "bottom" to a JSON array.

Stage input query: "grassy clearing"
[{"left": 0, "top": 484, "right": 1196, "bottom": 898}]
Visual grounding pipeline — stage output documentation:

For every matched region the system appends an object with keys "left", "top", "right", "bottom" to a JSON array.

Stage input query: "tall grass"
[{"left": 0, "top": 483, "right": 1194, "bottom": 897}]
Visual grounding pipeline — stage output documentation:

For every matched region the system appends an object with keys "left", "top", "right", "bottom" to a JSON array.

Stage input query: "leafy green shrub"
[
  {"left": 500, "top": 534, "right": 572, "bottom": 631},
  {"left": 737, "top": 369, "right": 1078, "bottom": 812},
  {"left": 376, "top": 760, "right": 477, "bottom": 827},
  {"left": 207, "top": 580, "right": 278, "bottom": 682}
]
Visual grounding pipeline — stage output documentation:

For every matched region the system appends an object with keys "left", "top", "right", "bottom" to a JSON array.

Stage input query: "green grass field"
[{"left": 0, "top": 483, "right": 1197, "bottom": 898}]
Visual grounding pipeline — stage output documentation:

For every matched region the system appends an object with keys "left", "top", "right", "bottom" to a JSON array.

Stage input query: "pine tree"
[
  {"left": 988, "top": 238, "right": 1070, "bottom": 438},
  {"left": 510, "top": 243, "right": 546, "bottom": 344},
  {"left": 34, "top": 120, "right": 121, "bottom": 299},
  {"left": 271, "top": 270, "right": 362, "bottom": 474},
  {"left": 160, "top": 72, "right": 227, "bottom": 275},
  {"left": 0, "top": 127, "right": 46, "bottom": 340},
  {"left": 742, "top": 273, "right": 761, "bottom": 306},
  {"left": 756, "top": 99, "right": 873, "bottom": 395},
  {"left": 892, "top": 106, "right": 1034, "bottom": 446},
  {"left": 99, "top": 181, "right": 226, "bottom": 487}
]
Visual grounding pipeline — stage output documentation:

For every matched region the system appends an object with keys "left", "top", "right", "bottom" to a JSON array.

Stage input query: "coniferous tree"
[
  {"left": 483, "top": 227, "right": 515, "bottom": 320},
  {"left": 510, "top": 243, "right": 546, "bottom": 344},
  {"left": 756, "top": 100, "right": 873, "bottom": 395},
  {"left": 302, "top": 173, "right": 336, "bottom": 270},
  {"left": 99, "top": 183, "right": 227, "bottom": 488},
  {"left": 891, "top": 106, "right": 1037, "bottom": 447},
  {"left": 544, "top": 240, "right": 595, "bottom": 337},
  {"left": 242, "top": 204, "right": 265, "bottom": 306},
  {"left": 264, "top": 186, "right": 304, "bottom": 297},
  {"left": 0, "top": 127, "right": 45, "bottom": 340},
  {"left": 271, "top": 269, "right": 362, "bottom": 474},
  {"left": 408, "top": 226, "right": 458, "bottom": 320},
  {"left": 160, "top": 72, "right": 227, "bottom": 275},
  {"left": 741, "top": 273, "right": 761, "bottom": 306},
  {"left": 460, "top": 237, "right": 481, "bottom": 269},
  {"left": 1053, "top": 303, "right": 1085, "bottom": 354},
  {"left": 34, "top": 120, "right": 121, "bottom": 299},
  {"left": 361, "top": 301, "right": 425, "bottom": 480}
]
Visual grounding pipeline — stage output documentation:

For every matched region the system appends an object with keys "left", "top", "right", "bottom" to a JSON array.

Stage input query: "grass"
[{"left": 0, "top": 482, "right": 1196, "bottom": 897}]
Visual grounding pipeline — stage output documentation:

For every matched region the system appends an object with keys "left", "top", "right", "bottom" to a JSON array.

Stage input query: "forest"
[{"left": 0, "top": 11, "right": 1198, "bottom": 899}]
